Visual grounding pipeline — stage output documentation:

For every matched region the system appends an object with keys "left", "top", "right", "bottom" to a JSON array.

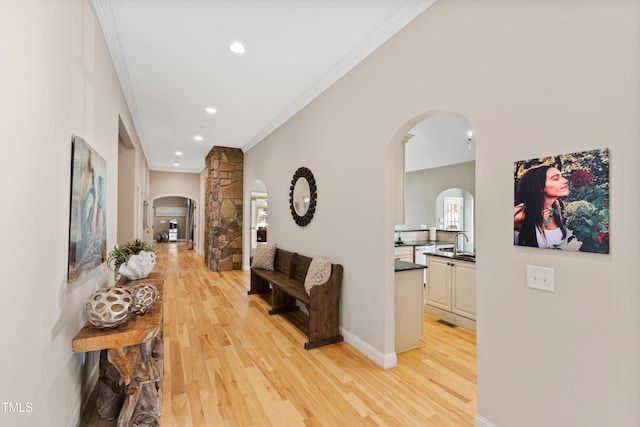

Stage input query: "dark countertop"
[
  {"left": 424, "top": 251, "right": 476, "bottom": 263},
  {"left": 394, "top": 240, "right": 437, "bottom": 248},
  {"left": 394, "top": 259, "right": 428, "bottom": 272},
  {"left": 395, "top": 228, "right": 469, "bottom": 233}
]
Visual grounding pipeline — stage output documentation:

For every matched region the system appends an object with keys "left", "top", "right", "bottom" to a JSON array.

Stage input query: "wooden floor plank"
[{"left": 80, "top": 242, "right": 477, "bottom": 426}]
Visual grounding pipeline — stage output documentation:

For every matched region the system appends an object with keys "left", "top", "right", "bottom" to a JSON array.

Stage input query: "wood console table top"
[{"left": 72, "top": 272, "right": 164, "bottom": 353}]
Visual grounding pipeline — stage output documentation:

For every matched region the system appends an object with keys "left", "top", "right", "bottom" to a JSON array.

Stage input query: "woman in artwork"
[{"left": 514, "top": 165, "right": 570, "bottom": 248}]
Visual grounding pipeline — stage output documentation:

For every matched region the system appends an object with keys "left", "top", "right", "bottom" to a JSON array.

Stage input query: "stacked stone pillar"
[{"left": 204, "top": 147, "right": 243, "bottom": 271}]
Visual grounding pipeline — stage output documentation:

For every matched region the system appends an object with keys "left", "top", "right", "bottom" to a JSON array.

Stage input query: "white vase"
[{"left": 118, "top": 250, "right": 157, "bottom": 280}]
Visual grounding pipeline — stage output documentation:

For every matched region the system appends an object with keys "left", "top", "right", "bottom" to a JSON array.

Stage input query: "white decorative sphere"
[
  {"left": 130, "top": 284, "right": 159, "bottom": 315},
  {"left": 85, "top": 287, "right": 133, "bottom": 328}
]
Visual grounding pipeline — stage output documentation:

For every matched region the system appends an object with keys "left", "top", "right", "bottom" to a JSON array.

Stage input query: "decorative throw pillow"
[
  {"left": 251, "top": 243, "right": 277, "bottom": 270},
  {"left": 304, "top": 257, "right": 332, "bottom": 295}
]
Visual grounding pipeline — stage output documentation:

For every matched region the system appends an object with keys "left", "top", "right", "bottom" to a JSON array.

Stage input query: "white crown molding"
[
  {"left": 242, "top": 0, "right": 438, "bottom": 153},
  {"left": 93, "top": 0, "right": 149, "bottom": 159}
]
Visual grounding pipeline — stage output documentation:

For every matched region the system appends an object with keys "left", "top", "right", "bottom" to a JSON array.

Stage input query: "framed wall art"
[
  {"left": 514, "top": 148, "right": 609, "bottom": 254},
  {"left": 68, "top": 136, "right": 107, "bottom": 282}
]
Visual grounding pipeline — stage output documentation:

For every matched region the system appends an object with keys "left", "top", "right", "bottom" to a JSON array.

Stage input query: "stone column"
[{"left": 204, "top": 147, "right": 243, "bottom": 271}]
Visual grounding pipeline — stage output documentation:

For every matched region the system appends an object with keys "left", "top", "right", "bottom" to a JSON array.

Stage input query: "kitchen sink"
[{"left": 454, "top": 253, "right": 476, "bottom": 262}]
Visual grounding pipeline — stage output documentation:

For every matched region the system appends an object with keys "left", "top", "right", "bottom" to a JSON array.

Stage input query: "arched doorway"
[
  {"left": 390, "top": 110, "right": 477, "bottom": 355},
  {"left": 244, "top": 180, "right": 268, "bottom": 269},
  {"left": 151, "top": 195, "right": 198, "bottom": 250}
]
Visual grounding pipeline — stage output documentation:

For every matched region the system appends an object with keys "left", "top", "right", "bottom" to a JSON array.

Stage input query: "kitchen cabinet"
[
  {"left": 394, "top": 260, "right": 425, "bottom": 353},
  {"left": 425, "top": 257, "right": 452, "bottom": 310},
  {"left": 394, "top": 246, "right": 413, "bottom": 263},
  {"left": 425, "top": 255, "right": 476, "bottom": 330},
  {"left": 452, "top": 261, "right": 476, "bottom": 320}
]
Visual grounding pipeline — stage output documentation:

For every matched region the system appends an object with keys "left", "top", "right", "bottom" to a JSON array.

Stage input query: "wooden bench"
[{"left": 249, "top": 248, "right": 344, "bottom": 350}]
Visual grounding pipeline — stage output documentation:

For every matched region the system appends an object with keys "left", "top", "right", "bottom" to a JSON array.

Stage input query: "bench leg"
[
  {"left": 306, "top": 287, "right": 343, "bottom": 350},
  {"left": 269, "top": 287, "right": 299, "bottom": 315},
  {"left": 249, "top": 272, "right": 270, "bottom": 295}
]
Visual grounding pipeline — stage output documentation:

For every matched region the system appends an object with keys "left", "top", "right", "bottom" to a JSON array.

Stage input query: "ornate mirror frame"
[{"left": 289, "top": 167, "right": 317, "bottom": 226}]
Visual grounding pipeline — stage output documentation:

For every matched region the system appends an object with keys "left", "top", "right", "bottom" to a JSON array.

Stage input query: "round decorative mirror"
[{"left": 289, "top": 167, "right": 317, "bottom": 226}]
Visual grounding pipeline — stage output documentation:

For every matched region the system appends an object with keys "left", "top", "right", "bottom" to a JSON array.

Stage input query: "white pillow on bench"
[
  {"left": 304, "top": 257, "right": 332, "bottom": 295},
  {"left": 251, "top": 243, "right": 277, "bottom": 270}
]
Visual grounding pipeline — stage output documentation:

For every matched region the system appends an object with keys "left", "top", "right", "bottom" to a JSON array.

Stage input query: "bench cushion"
[
  {"left": 251, "top": 243, "right": 277, "bottom": 270},
  {"left": 304, "top": 257, "right": 332, "bottom": 295}
]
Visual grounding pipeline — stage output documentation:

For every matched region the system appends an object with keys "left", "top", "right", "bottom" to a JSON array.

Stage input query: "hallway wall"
[{"left": 1, "top": 2, "right": 148, "bottom": 426}]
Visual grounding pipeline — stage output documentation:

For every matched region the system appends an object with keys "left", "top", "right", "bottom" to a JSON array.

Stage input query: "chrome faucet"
[{"left": 454, "top": 232, "right": 468, "bottom": 256}]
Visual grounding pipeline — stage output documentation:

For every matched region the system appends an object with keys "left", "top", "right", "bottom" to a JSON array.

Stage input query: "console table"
[{"left": 72, "top": 272, "right": 164, "bottom": 427}]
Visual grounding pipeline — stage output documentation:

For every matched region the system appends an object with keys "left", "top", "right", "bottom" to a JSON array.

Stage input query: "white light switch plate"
[{"left": 527, "top": 265, "right": 555, "bottom": 292}]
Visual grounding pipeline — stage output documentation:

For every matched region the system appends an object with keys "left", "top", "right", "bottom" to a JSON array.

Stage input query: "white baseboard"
[
  {"left": 70, "top": 361, "right": 99, "bottom": 427},
  {"left": 340, "top": 328, "right": 397, "bottom": 369},
  {"left": 475, "top": 414, "right": 498, "bottom": 427}
]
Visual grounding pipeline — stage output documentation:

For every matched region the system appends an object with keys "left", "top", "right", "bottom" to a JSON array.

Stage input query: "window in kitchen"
[{"left": 444, "top": 196, "right": 464, "bottom": 230}]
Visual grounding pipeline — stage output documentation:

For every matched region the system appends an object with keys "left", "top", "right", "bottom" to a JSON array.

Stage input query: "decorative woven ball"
[
  {"left": 85, "top": 287, "right": 133, "bottom": 328},
  {"left": 130, "top": 284, "right": 159, "bottom": 315}
]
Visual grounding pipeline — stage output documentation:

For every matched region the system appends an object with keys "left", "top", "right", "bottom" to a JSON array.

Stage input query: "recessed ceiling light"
[
  {"left": 205, "top": 107, "right": 217, "bottom": 114},
  {"left": 194, "top": 135, "right": 203, "bottom": 141},
  {"left": 175, "top": 151, "right": 183, "bottom": 156},
  {"left": 229, "top": 42, "right": 245, "bottom": 54},
  {"left": 174, "top": 161, "right": 180, "bottom": 167}
]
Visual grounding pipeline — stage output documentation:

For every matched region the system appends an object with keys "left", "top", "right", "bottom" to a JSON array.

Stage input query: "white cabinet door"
[
  {"left": 452, "top": 261, "right": 477, "bottom": 320},
  {"left": 394, "top": 247, "right": 413, "bottom": 262},
  {"left": 426, "top": 257, "right": 451, "bottom": 311}
]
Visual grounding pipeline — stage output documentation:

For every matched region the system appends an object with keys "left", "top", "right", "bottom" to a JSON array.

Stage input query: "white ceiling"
[
  {"left": 405, "top": 112, "right": 476, "bottom": 172},
  {"left": 94, "top": 0, "right": 437, "bottom": 173}
]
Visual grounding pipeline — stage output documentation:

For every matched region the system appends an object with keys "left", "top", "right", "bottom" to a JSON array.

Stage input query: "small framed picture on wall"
[{"left": 514, "top": 148, "right": 609, "bottom": 254}]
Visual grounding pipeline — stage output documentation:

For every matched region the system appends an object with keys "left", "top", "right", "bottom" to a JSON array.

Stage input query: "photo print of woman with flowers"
[{"left": 514, "top": 148, "right": 609, "bottom": 254}]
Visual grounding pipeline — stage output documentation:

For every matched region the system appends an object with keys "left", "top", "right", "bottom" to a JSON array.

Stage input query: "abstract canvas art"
[
  {"left": 68, "top": 136, "right": 107, "bottom": 282},
  {"left": 514, "top": 148, "right": 609, "bottom": 254}
]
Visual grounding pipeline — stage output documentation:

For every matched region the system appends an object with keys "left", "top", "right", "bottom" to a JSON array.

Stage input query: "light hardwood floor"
[{"left": 82, "top": 243, "right": 476, "bottom": 426}]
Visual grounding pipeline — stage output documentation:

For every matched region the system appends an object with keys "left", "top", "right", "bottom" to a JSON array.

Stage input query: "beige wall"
[
  {"left": 244, "top": 1, "right": 640, "bottom": 425},
  {"left": 1, "top": 1, "right": 149, "bottom": 426},
  {"left": 117, "top": 141, "right": 135, "bottom": 242},
  {"left": 118, "top": 126, "right": 152, "bottom": 243},
  {"left": 405, "top": 161, "right": 475, "bottom": 227},
  {"left": 149, "top": 170, "right": 200, "bottom": 202}
]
